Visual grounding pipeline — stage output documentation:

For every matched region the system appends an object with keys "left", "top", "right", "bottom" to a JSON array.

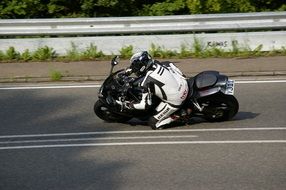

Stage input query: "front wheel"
[
  {"left": 94, "top": 100, "right": 132, "bottom": 123},
  {"left": 199, "top": 93, "right": 239, "bottom": 122}
]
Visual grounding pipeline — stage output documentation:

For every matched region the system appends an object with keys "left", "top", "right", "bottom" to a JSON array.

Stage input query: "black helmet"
[{"left": 129, "top": 51, "right": 153, "bottom": 76}]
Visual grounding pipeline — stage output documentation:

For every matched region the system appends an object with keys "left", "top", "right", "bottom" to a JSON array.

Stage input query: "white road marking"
[
  {"left": 235, "top": 80, "right": 286, "bottom": 84},
  {"left": 0, "top": 135, "right": 198, "bottom": 144},
  {"left": 0, "top": 127, "right": 285, "bottom": 139},
  {"left": 0, "top": 84, "right": 101, "bottom": 90},
  {"left": 1, "top": 128, "right": 284, "bottom": 150},
  {"left": 0, "top": 140, "right": 285, "bottom": 150},
  {"left": 0, "top": 79, "right": 286, "bottom": 90}
]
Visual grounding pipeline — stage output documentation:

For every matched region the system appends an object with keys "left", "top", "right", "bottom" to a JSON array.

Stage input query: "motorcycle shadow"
[
  {"left": 125, "top": 111, "right": 260, "bottom": 129},
  {"left": 125, "top": 117, "right": 208, "bottom": 129},
  {"left": 233, "top": 111, "right": 260, "bottom": 120},
  {"left": 125, "top": 118, "right": 204, "bottom": 129}
]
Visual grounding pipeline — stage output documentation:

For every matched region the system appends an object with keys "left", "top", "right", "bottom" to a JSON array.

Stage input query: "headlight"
[{"left": 98, "top": 86, "right": 104, "bottom": 97}]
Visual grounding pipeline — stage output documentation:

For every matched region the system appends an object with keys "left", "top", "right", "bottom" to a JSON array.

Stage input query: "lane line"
[
  {"left": 0, "top": 84, "right": 101, "bottom": 90},
  {"left": 0, "top": 135, "right": 198, "bottom": 144},
  {"left": 0, "top": 127, "right": 285, "bottom": 139},
  {"left": 0, "top": 80, "right": 286, "bottom": 90},
  {"left": 235, "top": 80, "right": 286, "bottom": 84},
  {"left": 1, "top": 140, "right": 285, "bottom": 150}
]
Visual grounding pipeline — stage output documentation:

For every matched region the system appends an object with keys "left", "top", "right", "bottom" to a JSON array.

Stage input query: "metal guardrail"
[{"left": 0, "top": 12, "right": 285, "bottom": 36}]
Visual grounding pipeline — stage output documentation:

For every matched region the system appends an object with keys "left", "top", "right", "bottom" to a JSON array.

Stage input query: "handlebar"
[{"left": 117, "top": 72, "right": 135, "bottom": 84}]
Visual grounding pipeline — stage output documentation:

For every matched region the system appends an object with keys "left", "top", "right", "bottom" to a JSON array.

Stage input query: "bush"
[
  {"left": 0, "top": 42, "right": 285, "bottom": 63},
  {"left": 81, "top": 44, "right": 104, "bottom": 60},
  {"left": 49, "top": 70, "right": 62, "bottom": 81},
  {"left": 251, "top": 44, "right": 263, "bottom": 56},
  {"left": 6, "top": 47, "right": 20, "bottom": 60},
  {"left": 0, "top": 0, "right": 285, "bottom": 19},
  {"left": 66, "top": 42, "right": 81, "bottom": 61},
  {"left": 281, "top": 46, "right": 286, "bottom": 54},
  {"left": 149, "top": 43, "right": 177, "bottom": 58},
  {"left": 119, "top": 45, "right": 133, "bottom": 59},
  {"left": 192, "top": 38, "right": 204, "bottom": 57},
  {"left": 33, "top": 46, "right": 57, "bottom": 61},
  {"left": 0, "top": 50, "right": 5, "bottom": 61},
  {"left": 204, "top": 47, "right": 225, "bottom": 57},
  {"left": 178, "top": 44, "right": 192, "bottom": 58},
  {"left": 21, "top": 49, "right": 32, "bottom": 61}
]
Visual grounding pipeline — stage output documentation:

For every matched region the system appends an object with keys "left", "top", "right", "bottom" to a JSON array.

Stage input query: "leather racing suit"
[{"left": 130, "top": 61, "right": 189, "bottom": 129}]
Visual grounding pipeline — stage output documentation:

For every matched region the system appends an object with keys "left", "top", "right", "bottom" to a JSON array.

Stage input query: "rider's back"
[{"left": 141, "top": 63, "right": 188, "bottom": 106}]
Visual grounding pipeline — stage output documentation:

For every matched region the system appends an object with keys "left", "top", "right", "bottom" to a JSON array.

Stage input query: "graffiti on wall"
[{"left": 207, "top": 40, "right": 239, "bottom": 48}]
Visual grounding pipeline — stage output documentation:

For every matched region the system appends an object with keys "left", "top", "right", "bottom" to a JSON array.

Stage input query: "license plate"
[{"left": 225, "top": 80, "right": 235, "bottom": 95}]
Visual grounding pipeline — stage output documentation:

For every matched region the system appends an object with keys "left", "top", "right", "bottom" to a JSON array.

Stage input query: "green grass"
[
  {"left": 21, "top": 49, "right": 33, "bottom": 61},
  {"left": 192, "top": 37, "right": 204, "bottom": 57},
  {"left": 149, "top": 43, "right": 177, "bottom": 58},
  {"left": 0, "top": 50, "right": 5, "bottom": 61},
  {"left": 33, "top": 46, "right": 56, "bottom": 61},
  {"left": 6, "top": 47, "right": 20, "bottom": 60},
  {"left": 179, "top": 44, "right": 192, "bottom": 58},
  {"left": 66, "top": 42, "right": 81, "bottom": 61},
  {"left": 119, "top": 45, "right": 134, "bottom": 59},
  {"left": 81, "top": 44, "right": 104, "bottom": 60},
  {"left": 49, "top": 70, "right": 63, "bottom": 81},
  {"left": 0, "top": 42, "right": 285, "bottom": 63}
]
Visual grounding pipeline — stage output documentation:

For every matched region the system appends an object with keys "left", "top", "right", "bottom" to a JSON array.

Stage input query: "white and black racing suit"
[{"left": 130, "top": 61, "right": 189, "bottom": 129}]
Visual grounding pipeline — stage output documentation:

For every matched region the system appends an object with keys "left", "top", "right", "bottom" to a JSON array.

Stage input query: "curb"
[{"left": 1, "top": 71, "right": 286, "bottom": 84}]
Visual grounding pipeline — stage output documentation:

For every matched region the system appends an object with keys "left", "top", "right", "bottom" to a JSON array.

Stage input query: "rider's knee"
[{"left": 148, "top": 116, "right": 158, "bottom": 130}]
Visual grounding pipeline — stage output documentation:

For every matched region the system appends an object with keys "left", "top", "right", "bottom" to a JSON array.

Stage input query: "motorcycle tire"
[
  {"left": 94, "top": 100, "right": 132, "bottom": 123},
  {"left": 199, "top": 93, "right": 239, "bottom": 122}
]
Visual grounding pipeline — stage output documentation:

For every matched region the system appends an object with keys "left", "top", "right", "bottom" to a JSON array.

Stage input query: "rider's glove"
[
  {"left": 116, "top": 100, "right": 133, "bottom": 110},
  {"left": 125, "top": 68, "right": 133, "bottom": 76},
  {"left": 125, "top": 102, "right": 133, "bottom": 109}
]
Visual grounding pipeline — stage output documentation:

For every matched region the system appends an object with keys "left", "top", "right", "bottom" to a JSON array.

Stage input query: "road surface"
[{"left": 0, "top": 79, "right": 285, "bottom": 190}]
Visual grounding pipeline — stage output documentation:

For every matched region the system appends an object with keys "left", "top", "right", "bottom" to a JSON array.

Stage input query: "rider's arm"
[
  {"left": 168, "top": 63, "right": 184, "bottom": 76},
  {"left": 132, "top": 92, "right": 152, "bottom": 110},
  {"left": 157, "top": 60, "right": 185, "bottom": 77},
  {"left": 116, "top": 86, "right": 152, "bottom": 110}
]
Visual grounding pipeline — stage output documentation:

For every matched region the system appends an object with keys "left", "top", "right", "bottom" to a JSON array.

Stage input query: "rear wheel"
[
  {"left": 94, "top": 100, "right": 131, "bottom": 123},
  {"left": 199, "top": 93, "right": 239, "bottom": 122}
]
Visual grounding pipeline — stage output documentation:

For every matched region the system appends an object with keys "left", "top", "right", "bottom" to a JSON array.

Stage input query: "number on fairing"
[{"left": 225, "top": 80, "right": 235, "bottom": 95}]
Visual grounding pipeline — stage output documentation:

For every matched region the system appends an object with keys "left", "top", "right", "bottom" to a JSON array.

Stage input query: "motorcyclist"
[{"left": 118, "top": 51, "right": 189, "bottom": 130}]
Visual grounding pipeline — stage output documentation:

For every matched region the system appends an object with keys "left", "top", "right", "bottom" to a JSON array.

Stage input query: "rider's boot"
[{"left": 149, "top": 116, "right": 176, "bottom": 130}]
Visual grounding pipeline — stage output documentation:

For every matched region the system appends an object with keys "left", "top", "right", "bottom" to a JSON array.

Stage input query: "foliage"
[
  {"left": 119, "top": 45, "right": 134, "bottom": 59},
  {"left": 231, "top": 40, "right": 240, "bottom": 55},
  {"left": 278, "top": 4, "right": 286, "bottom": 11},
  {"left": 49, "top": 70, "right": 62, "bottom": 81},
  {"left": 192, "top": 37, "right": 204, "bottom": 57},
  {"left": 6, "top": 47, "right": 20, "bottom": 60},
  {"left": 149, "top": 43, "right": 177, "bottom": 58},
  {"left": 0, "top": 0, "right": 284, "bottom": 18},
  {"left": 0, "top": 0, "right": 46, "bottom": 19},
  {"left": 251, "top": 44, "right": 263, "bottom": 56},
  {"left": 204, "top": 47, "right": 225, "bottom": 57},
  {"left": 0, "top": 50, "right": 5, "bottom": 61},
  {"left": 186, "top": 0, "right": 283, "bottom": 14},
  {"left": 281, "top": 46, "right": 286, "bottom": 54},
  {"left": 33, "top": 46, "right": 57, "bottom": 61},
  {"left": 81, "top": 44, "right": 104, "bottom": 60},
  {"left": 21, "top": 49, "right": 33, "bottom": 61},
  {"left": 0, "top": 43, "right": 286, "bottom": 63},
  {"left": 139, "top": 0, "right": 188, "bottom": 16},
  {"left": 66, "top": 42, "right": 81, "bottom": 61},
  {"left": 186, "top": 0, "right": 203, "bottom": 14},
  {"left": 179, "top": 44, "right": 192, "bottom": 58}
]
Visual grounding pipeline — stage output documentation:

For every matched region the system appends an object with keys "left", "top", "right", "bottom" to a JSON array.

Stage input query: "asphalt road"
[{"left": 0, "top": 79, "right": 286, "bottom": 190}]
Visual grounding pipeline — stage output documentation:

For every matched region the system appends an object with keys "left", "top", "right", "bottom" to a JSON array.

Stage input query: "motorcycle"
[{"left": 94, "top": 56, "right": 239, "bottom": 128}]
